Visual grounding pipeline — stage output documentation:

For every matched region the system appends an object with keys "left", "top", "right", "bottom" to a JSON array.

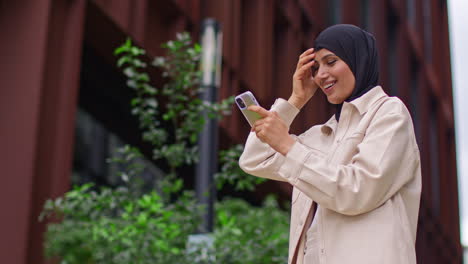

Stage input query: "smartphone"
[{"left": 235, "top": 91, "right": 263, "bottom": 127}]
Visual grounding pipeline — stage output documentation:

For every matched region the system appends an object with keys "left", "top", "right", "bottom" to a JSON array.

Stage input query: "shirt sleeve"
[
  {"left": 278, "top": 105, "right": 421, "bottom": 215},
  {"left": 238, "top": 98, "right": 300, "bottom": 182}
]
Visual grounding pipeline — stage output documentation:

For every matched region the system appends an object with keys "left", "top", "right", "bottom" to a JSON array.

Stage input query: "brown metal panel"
[
  {"left": 27, "top": 1, "right": 87, "bottom": 263},
  {"left": 284, "top": 0, "right": 301, "bottom": 32},
  {"left": 0, "top": 1, "right": 53, "bottom": 263},
  {"left": 415, "top": 0, "right": 424, "bottom": 35},
  {"left": 424, "top": 63, "right": 442, "bottom": 99},
  {"left": 371, "top": 0, "right": 389, "bottom": 90},
  {"left": 390, "top": 0, "right": 403, "bottom": 15},
  {"left": 438, "top": 4, "right": 460, "bottom": 248},
  {"left": 342, "top": 0, "right": 359, "bottom": 25},
  {"left": 405, "top": 24, "right": 424, "bottom": 63},
  {"left": 221, "top": 1, "right": 234, "bottom": 68},
  {"left": 130, "top": 0, "right": 148, "bottom": 43},
  {"left": 239, "top": 0, "right": 274, "bottom": 102},
  {"left": 144, "top": 1, "right": 181, "bottom": 57},
  {"left": 219, "top": 68, "right": 234, "bottom": 138},
  {"left": 200, "top": 0, "right": 224, "bottom": 21},
  {"left": 449, "top": 134, "right": 463, "bottom": 258},
  {"left": 297, "top": 0, "right": 315, "bottom": 25},
  {"left": 440, "top": 3, "right": 455, "bottom": 125},
  {"left": 437, "top": 99, "right": 452, "bottom": 237},
  {"left": 188, "top": 0, "right": 201, "bottom": 24},
  {"left": 313, "top": 0, "right": 328, "bottom": 29},
  {"left": 396, "top": 24, "right": 410, "bottom": 103},
  {"left": 272, "top": 16, "right": 295, "bottom": 103},
  {"left": 93, "top": 0, "right": 132, "bottom": 32},
  {"left": 232, "top": 0, "right": 242, "bottom": 72},
  {"left": 417, "top": 78, "right": 432, "bottom": 263},
  {"left": 419, "top": 72, "right": 433, "bottom": 204}
]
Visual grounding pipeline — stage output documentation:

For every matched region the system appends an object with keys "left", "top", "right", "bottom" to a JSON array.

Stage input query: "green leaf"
[
  {"left": 123, "top": 67, "right": 136, "bottom": 78},
  {"left": 137, "top": 73, "right": 150, "bottom": 82},
  {"left": 131, "top": 98, "right": 141, "bottom": 106},
  {"left": 130, "top": 46, "right": 145, "bottom": 56},
  {"left": 114, "top": 38, "right": 131, "bottom": 55},
  {"left": 117, "top": 56, "right": 131, "bottom": 67}
]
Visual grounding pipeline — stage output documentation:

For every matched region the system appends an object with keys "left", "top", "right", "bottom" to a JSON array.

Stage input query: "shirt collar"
[
  {"left": 347, "top": 86, "right": 387, "bottom": 115},
  {"left": 320, "top": 86, "right": 387, "bottom": 135}
]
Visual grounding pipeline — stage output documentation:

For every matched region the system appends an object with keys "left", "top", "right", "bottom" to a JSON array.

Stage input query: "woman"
[{"left": 239, "top": 24, "right": 421, "bottom": 264}]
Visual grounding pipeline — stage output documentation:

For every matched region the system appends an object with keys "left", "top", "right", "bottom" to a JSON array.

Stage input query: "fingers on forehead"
[{"left": 300, "top": 48, "right": 314, "bottom": 58}]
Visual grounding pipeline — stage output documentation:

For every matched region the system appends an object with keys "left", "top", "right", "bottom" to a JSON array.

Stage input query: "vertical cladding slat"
[
  {"left": 431, "top": 0, "right": 442, "bottom": 99},
  {"left": 419, "top": 72, "right": 433, "bottom": 204},
  {"left": 189, "top": 0, "right": 200, "bottom": 25},
  {"left": 0, "top": 1, "right": 53, "bottom": 264},
  {"left": 27, "top": 1, "right": 87, "bottom": 263},
  {"left": 440, "top": 3, "right": 453, "bottom": 106},
  {"left": 239, "top": 0, "right": 274, "bottom": 103},
  {"left": 130, "top": 0, "right": 148, "bottom": 44},
  {"left": 342, "top": 0, "right": 359, "bottom": 25},
  {"left": 415, "top": 0, "right": 423, "bottom": 36},
  {"left": 92, "top": 0, "right": 132, "bottom": 33},
  {"left": 239, "top": 0, "right": 256, "bottom": 96},
  {"left": 221, "top": 0, "right": 233, "bottom": 69},
  {"left": 397, "top": 23, "right": 410, "bottom": 103},
  {"left": 232, "top": 0, "right": 241, "bottom": 73},
  {"left": 144, "top": 1, "right": 179, "bottom": 57},
  {"left": 371, "top": 0, "right": 389, "bottom": 91}
]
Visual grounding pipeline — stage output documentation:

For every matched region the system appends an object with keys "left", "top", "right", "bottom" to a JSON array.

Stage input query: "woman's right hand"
[{"left": 289, "top": 48, "right": 319, "bottom": 109}]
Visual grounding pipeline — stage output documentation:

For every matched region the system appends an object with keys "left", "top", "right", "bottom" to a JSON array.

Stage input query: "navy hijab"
[{"left": 313, "top": 24, "right": 379, "bottom": 121}]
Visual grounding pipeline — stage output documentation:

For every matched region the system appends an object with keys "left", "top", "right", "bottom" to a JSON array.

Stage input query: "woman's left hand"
[{"left": 248, "top": 105, "right": 296, "bottom": 156}]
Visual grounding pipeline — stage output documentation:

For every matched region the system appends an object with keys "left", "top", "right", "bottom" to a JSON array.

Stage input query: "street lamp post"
[{"left": 195, "top": 18, "right": 223, "bottom": 233}]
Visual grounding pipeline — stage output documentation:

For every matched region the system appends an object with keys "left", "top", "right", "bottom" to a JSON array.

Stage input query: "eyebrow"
[{"left": 314, "top": 53, "right": 336, "bottom": 63}]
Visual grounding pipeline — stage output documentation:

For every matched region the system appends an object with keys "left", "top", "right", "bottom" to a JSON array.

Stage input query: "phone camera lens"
[{"left": 236, "top": 98, "right": 246, "bottom": 108}]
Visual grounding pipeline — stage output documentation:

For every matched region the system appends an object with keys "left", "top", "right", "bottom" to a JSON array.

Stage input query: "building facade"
[{"left": 0, "top": 0, "right": 462, "bottom": 263}]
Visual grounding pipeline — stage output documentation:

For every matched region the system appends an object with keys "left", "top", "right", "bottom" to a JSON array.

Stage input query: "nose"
[{"left": 315, "top": 67, "right": 329, "bottom": 86}]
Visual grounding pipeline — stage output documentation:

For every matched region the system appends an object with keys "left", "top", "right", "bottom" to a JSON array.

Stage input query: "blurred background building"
[{"left": 0, "top": 0, "right": 462, "bottom": 263}]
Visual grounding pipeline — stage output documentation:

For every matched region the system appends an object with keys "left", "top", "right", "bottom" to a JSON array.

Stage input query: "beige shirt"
[{"left": 239, "top": 86, "right": 421, "bottom": 264}]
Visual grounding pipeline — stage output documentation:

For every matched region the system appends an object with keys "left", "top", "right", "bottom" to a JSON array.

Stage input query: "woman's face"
[{"left": 311, "top": 48, "right": 356, "bottom": 104}]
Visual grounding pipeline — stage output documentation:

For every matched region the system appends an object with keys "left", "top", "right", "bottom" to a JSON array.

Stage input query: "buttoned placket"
[
  {"left": 301, "top": 123, "right": 336, "bottom": 264},
  {"left": 316, "top": 106, "right": 353, "bottom": 264}
]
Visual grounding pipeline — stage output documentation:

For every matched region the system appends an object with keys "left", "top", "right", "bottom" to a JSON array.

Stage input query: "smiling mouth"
[{"left": 323, "top": 82, "right": 336, "bottom": 93}]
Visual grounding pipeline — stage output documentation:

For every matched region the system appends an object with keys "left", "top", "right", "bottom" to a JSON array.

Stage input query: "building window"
[
  {"left": 328, "top": 0, "right": 341, "bottom": 25},
  {"left": 429, "top": 100, "right": 441, "bottom": 216},
  {"left": 73, "top": 108, "right": 163, "bottom": 189}
]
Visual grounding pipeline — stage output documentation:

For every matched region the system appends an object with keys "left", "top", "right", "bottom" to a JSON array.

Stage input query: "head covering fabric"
[{"left": 313, "top": 24, "right": 379, "bottom": 121}]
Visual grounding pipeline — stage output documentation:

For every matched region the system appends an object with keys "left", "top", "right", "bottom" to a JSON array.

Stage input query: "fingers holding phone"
[{"left": 235, "top": 91, "right": 263, "bottom": 127}]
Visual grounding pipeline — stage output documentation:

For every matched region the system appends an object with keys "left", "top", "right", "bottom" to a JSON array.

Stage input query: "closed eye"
[{"left": 327, "top": 59, "right": 337, "bottom": 65}]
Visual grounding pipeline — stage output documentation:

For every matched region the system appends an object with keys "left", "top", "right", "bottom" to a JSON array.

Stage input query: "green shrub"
[
  {"left": 213, "top": 196, "right": 289, "bottom": 264},
  {"left": 41, "top": 182, "right": 201, "bottom": 264},
  {"left": 41, "top": 32, "right": 290, "bottom": 264}
]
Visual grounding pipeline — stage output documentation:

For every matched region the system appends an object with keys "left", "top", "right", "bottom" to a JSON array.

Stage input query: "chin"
[{"left": 327, "top": 96, "right": 344, "bottom": 104}]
